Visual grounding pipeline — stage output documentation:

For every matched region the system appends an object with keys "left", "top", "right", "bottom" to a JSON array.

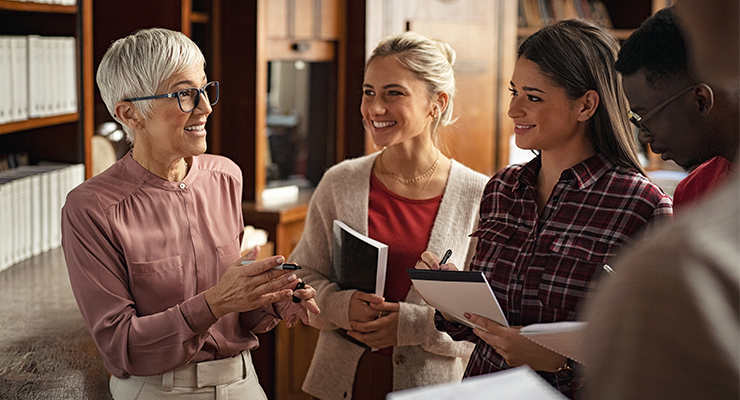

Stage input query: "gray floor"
[{"left": 0, "top": 248, "right": 111, "bottom": 399}]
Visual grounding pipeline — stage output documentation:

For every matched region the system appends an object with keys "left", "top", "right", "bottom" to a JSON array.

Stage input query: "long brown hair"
[{"left": 518, "top": 19, "right": 645, "bottom": 174}]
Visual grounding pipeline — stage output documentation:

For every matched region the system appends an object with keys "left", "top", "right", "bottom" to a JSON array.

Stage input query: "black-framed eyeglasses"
[
  {"left": 628, "top": 84, "right": 699, "bottom": 137},
  {"left": 124, "top": 81, "right": 219, "bottom": 113}
]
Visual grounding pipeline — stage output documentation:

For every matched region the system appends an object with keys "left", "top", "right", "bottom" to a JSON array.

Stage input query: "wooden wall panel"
[{"left": 364, "top": 0, "right": 505, "bottom": 175}]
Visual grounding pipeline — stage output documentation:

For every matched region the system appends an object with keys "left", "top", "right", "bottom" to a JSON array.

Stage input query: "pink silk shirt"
[{"left": 62, "top": 153, "right": 299, "bottom": 378}]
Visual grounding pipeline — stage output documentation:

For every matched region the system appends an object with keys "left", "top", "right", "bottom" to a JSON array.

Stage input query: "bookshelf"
[
  {"left": 507, "top": 0, "right": 675, "bottom": 170},
  {"left": 0, "top": 0, "right": 93, "bottom": 177}
]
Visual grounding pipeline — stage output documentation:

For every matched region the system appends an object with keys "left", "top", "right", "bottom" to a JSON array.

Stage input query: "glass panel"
[{"left": 266, "top": 60, "right": 336, "bottom": 188}]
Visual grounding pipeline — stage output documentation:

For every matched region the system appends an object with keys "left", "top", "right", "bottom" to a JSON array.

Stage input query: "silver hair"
[
  {"left": 367, "top": 31, "right": 457, "bottom": 138},
  {"left": 96, "top": 28, "right": 205, "bottom": 143}
]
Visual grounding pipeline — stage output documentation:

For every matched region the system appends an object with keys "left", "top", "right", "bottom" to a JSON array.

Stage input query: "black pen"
[
  {"left": 272, "top": 262, "right": 302, "bottom": 270},
  {"left": 240, "top": 260, "right": 302, "bottom": 270},
  {"left": 440, "top": 249, "right": 453, "bottom": 265},
  {"left": 292, "top": 281, "right": 306, "bottom": 303}
]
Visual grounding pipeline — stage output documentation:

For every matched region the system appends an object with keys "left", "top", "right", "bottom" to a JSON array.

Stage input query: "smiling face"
[
  {"left": 135, "top": 64, "right": 212, "bottom": 163},
  {"left": 360, "top": 56, "right": 436, "bottom": 149},
  {"left": 508, "top": 57, "right": 591, "bottom": 156},
  {"left": 623, "top": 70, "right": 717, "bottom": 169}
]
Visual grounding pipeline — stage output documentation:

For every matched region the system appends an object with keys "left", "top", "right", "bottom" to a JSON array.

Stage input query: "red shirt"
[
  {"left": 673, "top": 156, "right": 734, "bottom": 211},
  {"left": 368, "top": 172, "right": 442, "bottom": 355}
]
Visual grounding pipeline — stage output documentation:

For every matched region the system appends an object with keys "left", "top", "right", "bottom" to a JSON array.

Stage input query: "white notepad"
[
  {"left": 407, "top": 269, "right": 509, "bottom": 330},
  {"left": 519, "top": 321, "right": 587, "bottom": 364}
]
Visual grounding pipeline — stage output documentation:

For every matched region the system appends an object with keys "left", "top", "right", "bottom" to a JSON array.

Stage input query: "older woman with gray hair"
[
  {"left": 61, "top": 27, "right": 319, "bottom": 400},
  {"left": 290, "top": 31, "right": 488, "bottom": 400}
]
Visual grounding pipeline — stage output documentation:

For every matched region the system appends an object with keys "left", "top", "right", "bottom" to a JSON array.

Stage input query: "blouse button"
[{"left": 179, "top": 183, "right": 186, "bottom": 189}]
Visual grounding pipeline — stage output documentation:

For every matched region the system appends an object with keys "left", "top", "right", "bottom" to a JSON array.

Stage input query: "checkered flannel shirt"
[{"left": 436, "top": 153, "right": 673, "bottom": 397}]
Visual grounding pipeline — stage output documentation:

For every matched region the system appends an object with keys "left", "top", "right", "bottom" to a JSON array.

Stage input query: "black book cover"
[{"left": 332, "top": 220, "right": 388, "bottom": 296}]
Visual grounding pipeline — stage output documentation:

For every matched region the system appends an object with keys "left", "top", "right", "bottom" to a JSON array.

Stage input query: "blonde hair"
[
  {"left": 96, "top": 28, "right": 205, "bottom": 143},
  {"left": 368, "top": 31, "right": 457, "bottom": 139}
]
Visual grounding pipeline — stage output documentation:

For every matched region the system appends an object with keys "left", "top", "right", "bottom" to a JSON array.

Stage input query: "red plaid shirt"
[{"left": 436, "top": 153, "right": 673, "bottom": 396}]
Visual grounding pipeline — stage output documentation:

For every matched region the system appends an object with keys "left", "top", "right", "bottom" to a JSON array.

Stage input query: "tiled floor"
[{"left": 0, "top": 248, "right": 111, "bottom": 399}]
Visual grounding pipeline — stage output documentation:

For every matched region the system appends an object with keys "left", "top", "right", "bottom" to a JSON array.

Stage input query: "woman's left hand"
[
  {"left": 284, "top": 281, "right": 321, "bottom": 328},
  {"left": 465, "top": 313, "right": 566, "bottom": 372},
  {"left": 346, "top": 301, "right": 401, "bottom": 349}
]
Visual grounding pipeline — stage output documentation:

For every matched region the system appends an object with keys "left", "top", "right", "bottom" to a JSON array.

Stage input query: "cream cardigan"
[{"left": 290, "top": 153, "right": 489, "bottom": 400}]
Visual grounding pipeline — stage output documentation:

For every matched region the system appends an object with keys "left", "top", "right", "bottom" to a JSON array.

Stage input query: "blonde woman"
[{"left": 290, "top": 31, "right": 488, "bottom": 400}]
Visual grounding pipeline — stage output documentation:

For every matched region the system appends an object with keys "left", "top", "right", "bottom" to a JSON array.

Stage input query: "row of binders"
[
  {"left": 518, "top": 0, "right": 613, "bottom": 29},
  {"left": 3, "top": 0, "right": 77, "bottom": 5},
  {"left": 0, "top": 35, "right": 78, "bottom": 124},
  {"left": 0, "top": 163, "right": 84, "bottom": 273}
]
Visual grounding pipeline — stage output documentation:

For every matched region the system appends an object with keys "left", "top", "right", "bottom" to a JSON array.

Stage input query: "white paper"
[
  {"left": 519, "top": 321, "right": 587, "bottom": 365},
  {"left": 408, "top": 269, "right": 509, "bottom": 330},
  {"left": 387, "top": 366, "right": 567, "bottom": 400}
]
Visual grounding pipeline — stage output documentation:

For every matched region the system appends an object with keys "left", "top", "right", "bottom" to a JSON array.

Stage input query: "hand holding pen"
[{"left": 416, "top": 249, "right": 458, "bottom": 271}]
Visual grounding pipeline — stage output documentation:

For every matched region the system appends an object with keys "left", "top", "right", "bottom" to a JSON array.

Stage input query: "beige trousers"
[{"left": 109, "top": 351, "right": 267, "bottom": 400}]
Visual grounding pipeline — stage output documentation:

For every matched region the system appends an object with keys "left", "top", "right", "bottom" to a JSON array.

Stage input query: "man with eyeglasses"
[
  {"left": 61, "top": 28, "right": 319, "bottom": 399},
  {"left": 615, "top": 7, "right": 738, "bottom": 210},
  {"left": 584, "top": 1, "right": 740, "bottom": 398}
]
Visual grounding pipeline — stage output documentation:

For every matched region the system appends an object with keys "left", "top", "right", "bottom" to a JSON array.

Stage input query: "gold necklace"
[{"left": 380, "top": 149, "right": 440, "bottom": 184}]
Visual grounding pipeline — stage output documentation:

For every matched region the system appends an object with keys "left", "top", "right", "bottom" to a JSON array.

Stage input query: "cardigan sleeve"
[
  {"left": 395, "top": 164, "right": 486, "bottom": 356},
  {"left": 290, "top": 164, "right": 361, "bottom": 331}
]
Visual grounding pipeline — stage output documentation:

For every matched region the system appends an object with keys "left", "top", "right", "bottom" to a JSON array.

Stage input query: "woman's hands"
[
  {"left": 417, "top": 250, "right": 459, "bottom": 271},
  {"left": 465, "top": 313, "right": 566, "bottom": 372},
  {"left": 204, "top": 246, "right": 318, "bottom": 320},
  {"left": 346, "top": 291, "right": 400, "bottom": 349},
  {"left": 284, "top": 280, "right": 321, "bottom": 328}
]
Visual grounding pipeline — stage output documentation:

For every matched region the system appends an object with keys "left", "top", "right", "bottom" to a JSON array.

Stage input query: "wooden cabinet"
[{"left": 0, "top": 0, "right": 93, "bottom": 178}]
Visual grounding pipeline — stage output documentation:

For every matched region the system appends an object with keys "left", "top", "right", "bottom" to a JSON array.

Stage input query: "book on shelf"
[
  {"left": 0, "top": 163, "right": 84, "bottom": 273},
  {"left": 0, "top": 34, "right": 76, "bottom": 123},
  {"left": 331, "top": 220, "right": 388, "bottom": 297},
  {"left": 518, "top": 0, "right": 612, "bottom": 30}
]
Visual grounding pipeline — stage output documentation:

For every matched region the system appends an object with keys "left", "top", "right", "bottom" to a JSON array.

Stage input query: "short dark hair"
[{"left": 616, "top": 7, "right": 689, "bottom": 85}]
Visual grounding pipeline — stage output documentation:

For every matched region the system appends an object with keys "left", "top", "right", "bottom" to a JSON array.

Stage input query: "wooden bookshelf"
[{"left": 0, "top": 1, "right": 93, "bottom": 176}]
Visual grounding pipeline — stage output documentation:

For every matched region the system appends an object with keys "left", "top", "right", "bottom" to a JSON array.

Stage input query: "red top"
[
  {"left": 368, "top": 172, "right": 442, "bottom": 355},
  {"left": 673, "top": 156, "right": 734, "bottom": 211}
]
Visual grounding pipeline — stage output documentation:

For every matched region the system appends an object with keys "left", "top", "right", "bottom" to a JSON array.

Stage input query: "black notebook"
[{"left": 332, "top": 220, "right": 388, "bottom": 297}]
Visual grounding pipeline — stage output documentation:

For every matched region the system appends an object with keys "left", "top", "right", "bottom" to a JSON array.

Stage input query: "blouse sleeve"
[{"left": 61, "top": 189, "right": 218, "bottom": 377}]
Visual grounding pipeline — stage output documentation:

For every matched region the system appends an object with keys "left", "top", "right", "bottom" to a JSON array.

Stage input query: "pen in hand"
[
  {"left": 440, "top": 249, "right": 452, "bottom": 265},
  {"left": 240, "top": 260, "right": 303, "bottom": 270}
]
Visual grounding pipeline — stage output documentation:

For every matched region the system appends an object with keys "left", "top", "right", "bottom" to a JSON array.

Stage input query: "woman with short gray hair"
[{"left": 62, "top": 27, "right": 319, "bottom": 400}]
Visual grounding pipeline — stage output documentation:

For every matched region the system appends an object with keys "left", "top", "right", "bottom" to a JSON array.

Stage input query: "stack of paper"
[
  {"left": 388, "top": 366, "right": 567, "bottom": 400},
  {"left": 519, "top": 321, "right": 587, "bottom": 365}
]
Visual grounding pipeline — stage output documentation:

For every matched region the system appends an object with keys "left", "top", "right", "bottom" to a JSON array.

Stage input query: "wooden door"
[{"left": 410, "top": 20, "right": 495, "bottom": 176}]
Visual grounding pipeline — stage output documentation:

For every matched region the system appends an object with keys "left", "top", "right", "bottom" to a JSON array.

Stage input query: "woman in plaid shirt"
[{"left": 421, "top": 20, "right": 673, "bottom": 398}]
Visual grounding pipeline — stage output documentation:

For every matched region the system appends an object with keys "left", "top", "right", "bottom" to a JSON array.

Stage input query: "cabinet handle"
[{"left": 291, "top": 42, "right": 310, "bottom": 52}]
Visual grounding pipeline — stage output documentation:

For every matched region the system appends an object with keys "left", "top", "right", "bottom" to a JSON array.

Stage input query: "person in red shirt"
[
  {"left": 290, "top": 31, "right": 489, "bottom": 400},
  {"left": 615, "top": 7, "right": 738, "bottom": 211}
]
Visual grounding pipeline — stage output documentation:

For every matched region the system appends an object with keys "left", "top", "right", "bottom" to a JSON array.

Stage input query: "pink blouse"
[{"left": 62, "top": 153, "right": 298, "bottom": 378}]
